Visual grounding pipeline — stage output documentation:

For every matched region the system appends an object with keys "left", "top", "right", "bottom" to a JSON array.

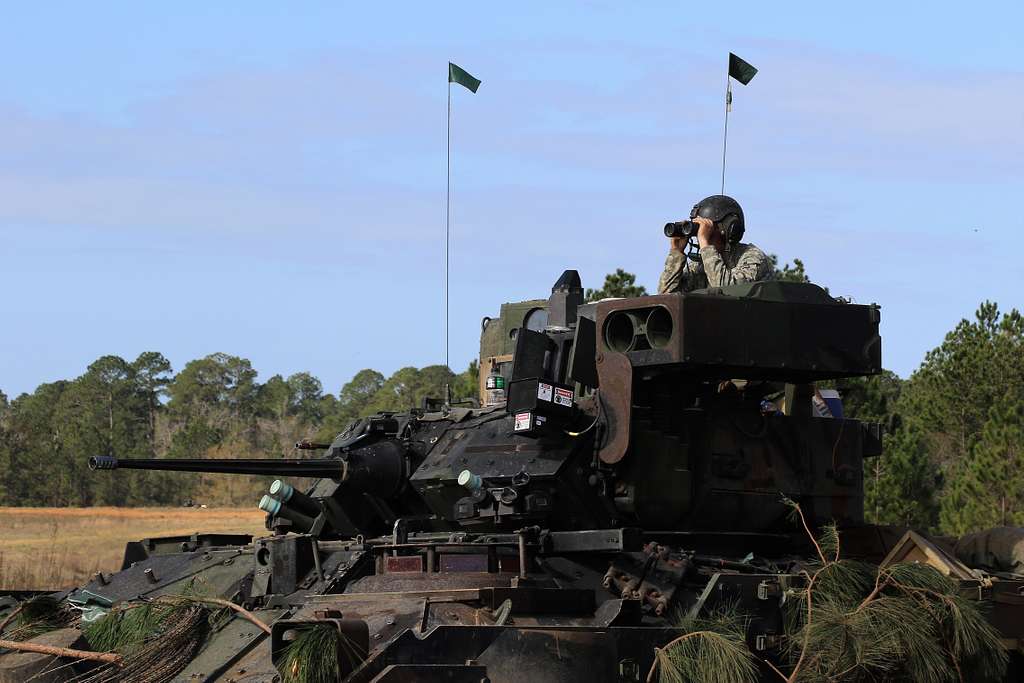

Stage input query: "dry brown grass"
[{"left": 0, "top": 507, "right": 266, "bottom": 591}]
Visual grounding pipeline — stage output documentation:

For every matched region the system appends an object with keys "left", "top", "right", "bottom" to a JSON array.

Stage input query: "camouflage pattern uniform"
[{"left": 658, "top": 243, "right": 771, "bottom": 294}]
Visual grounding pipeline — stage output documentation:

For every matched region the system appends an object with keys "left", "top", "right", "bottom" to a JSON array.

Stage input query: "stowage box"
[{"left": 508, "top": 377, "right": 575, "bottom": 436}]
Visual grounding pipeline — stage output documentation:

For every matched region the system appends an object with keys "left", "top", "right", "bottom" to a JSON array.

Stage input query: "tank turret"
[{"left": 51, "top": 270, "right": 1020, "bottom": 683}]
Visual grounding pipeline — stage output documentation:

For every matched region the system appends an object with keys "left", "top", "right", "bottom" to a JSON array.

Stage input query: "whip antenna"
[
  {"left": 445, "top": 62, "right": 481, "bottom": 370},
  {"left": 720, "top": 52, "right": 758, "bottom": 194}
]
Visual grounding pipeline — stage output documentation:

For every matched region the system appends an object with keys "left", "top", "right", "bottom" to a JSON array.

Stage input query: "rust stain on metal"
[{"left": 595, "top": 351, "right": 632, "bottom": 464}]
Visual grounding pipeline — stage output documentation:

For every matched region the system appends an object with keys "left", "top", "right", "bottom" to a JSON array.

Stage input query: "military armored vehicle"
[{"left": 2, "top": 271, "right": 1021, "bottom": 682}]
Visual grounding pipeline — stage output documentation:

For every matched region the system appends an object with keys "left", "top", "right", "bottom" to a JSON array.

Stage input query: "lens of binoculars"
[{"left": 664, "top": 220, "right": 698, "bottom": 238}]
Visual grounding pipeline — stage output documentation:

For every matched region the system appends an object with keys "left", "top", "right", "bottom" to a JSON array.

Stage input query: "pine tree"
[
  {"left": 4, "top": 382, "right": 71, "bottom": 504},
  {"left": 864, "top": 422, "right": 939, "bottom": 529},
  {"left": 450, "top": 359, "right": 480, "bottom": 404},
  {"left": 940, "top": 402, "right": 1024, "bottom": 535},
  {"left": 904, "top": 303, "right": 1023, "bottom": 466},
  {"left": 0, "top": 390, "right": 11, "bottom": 505},
  {"left": 287, "top": 372, "right": 324, "bottom": 423},
  {"left": 897, "top": 302, "right": 1024, "bottom": 534},
  {"left": 767, "top": 254, "right": 811, "bottom": 283},
  {"left": 585, "top": 268, "right": 647, "bottom": 302},
  {"left": 832, "top": 370, "right": 902, "bottom": 424},
  {"left": 131, "top": 352, "right": 172, "bottom": 444}
]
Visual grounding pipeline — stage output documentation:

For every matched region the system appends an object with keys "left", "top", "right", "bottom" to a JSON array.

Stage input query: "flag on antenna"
[
  {"left": 728, "top": 53, "right": 757, "bottom": 85},
  {"left": 449, "top": 63, "right": 481, "bottom": 93}
]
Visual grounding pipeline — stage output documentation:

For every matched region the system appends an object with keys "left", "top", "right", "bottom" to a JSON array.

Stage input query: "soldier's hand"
[
  {"left": 694, "top": 217, "right": 716, "bottom": 249},
  {"left": 670, "top": 236, "right": 688, "bottom": 253}
]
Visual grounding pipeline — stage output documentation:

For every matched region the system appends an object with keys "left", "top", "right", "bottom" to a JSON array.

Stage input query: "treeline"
[
  {"left": 1, "top": 265, "right": 1021, "bottom": 538},
  {"left": 865, "top": 302, "right": 1024, "bottom": 535},
  {"left": 0, "top": 354, "right": 477, "bottom": 507}
]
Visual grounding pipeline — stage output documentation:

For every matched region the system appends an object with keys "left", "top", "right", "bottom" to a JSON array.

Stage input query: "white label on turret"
[
  {"left": 514, "top": 412, "right": 532, "bottom": 431},
  {"left": 537, "top": 382, "right": 553, "bottom": 402},
  {"left": 553, "top": 387, "right": 574, "bottom": 407}
]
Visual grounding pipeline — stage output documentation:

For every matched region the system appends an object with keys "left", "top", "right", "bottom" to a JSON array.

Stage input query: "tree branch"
[
  {"left": 0, "top": 605, "right": 23, "bottom": 635},
  {"left": 644, "top": 631, "right": 723, "bottom": 683},
  {"left": 791, "top": 501, "right": 827, "bottom": 565},
  {"left": 0, "top": 638, "right": 122, "bottom": 665},
  {"left": 786, "top": 569, "right": 818, "bottom": 682},
  {"left": 764, "top": 657, "right": 790, "bottom": 682},
  {"left": 162, "top": 596, "right": 271, "bottom": 635}
]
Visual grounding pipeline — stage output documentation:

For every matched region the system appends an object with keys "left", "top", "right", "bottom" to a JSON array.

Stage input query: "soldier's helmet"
[{"left": 690, "top": 195, "right": 745, "bottom": 244}]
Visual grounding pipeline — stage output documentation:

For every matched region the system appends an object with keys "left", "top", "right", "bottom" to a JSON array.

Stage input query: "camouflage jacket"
[{"left": 657, "top": 242, "right": 771, "bottom": 294}]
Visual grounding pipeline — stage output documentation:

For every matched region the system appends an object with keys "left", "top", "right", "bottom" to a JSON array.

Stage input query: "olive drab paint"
[{"left": 63, "top": 270, "right": 1024, "bottom": 683}]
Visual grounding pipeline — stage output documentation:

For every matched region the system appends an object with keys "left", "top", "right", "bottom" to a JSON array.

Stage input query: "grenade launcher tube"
[
  {"left": 258, "top": 495, "right": 316, "bottom": 533},
  {"left": 269, "top": 480, "right": 322, "bottom": 517}
]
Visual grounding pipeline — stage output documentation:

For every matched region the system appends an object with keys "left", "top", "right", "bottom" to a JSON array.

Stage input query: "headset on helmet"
[{"left": 690, "top": 195, "right": 745, "bottom": 244}]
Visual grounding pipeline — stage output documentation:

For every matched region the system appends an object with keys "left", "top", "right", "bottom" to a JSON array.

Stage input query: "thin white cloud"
[{"left": 0, "top": 42, "right": 1018, "bottom": 241}]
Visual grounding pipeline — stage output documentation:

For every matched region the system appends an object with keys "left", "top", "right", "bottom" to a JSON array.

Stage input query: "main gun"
[
  {"left": 87, "top": 432, "right": 427, "bottom": 539},
  {"left": 88, "top": 455, "right": 344, "bottom": 479}
]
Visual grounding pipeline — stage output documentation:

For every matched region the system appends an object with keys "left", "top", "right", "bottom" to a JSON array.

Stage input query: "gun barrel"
[{"left": 88, "top": 455, "right": 343, "bottom": 479}]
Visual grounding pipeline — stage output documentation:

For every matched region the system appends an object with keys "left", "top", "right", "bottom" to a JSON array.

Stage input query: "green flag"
[
  {"left": 728, "top": 53, "right": 757, "bottom": 85},
  {"left": 448, "top": 62, "right": 481, "bottom": 93}
]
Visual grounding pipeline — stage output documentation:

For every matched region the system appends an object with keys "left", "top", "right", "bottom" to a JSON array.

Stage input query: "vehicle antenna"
[
  {"left": 446, "top": 62, "right": 482, "bottom": 371},
  {"left": 721, "top": 52, "right": 758, "bottom": 194}
]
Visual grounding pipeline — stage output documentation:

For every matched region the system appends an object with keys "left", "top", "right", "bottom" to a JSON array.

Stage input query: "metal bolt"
[
  {"left": 385, "top": 616, "right": 395, "bottom": 625},
  {"left": 144, "top": 568, "right": 158, "bottom": 584}
]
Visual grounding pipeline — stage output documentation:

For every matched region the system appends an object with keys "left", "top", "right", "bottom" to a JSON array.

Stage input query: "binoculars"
[{"left": 664, "top": 220, "right": 700, "bottom": 238}]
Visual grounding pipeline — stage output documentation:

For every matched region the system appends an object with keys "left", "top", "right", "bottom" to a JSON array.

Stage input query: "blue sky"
[{"left": 1, "top": 2, "right": 1021, "bottom": 398}]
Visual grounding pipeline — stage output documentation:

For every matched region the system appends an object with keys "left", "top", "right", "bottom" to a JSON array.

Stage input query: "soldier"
[{"left": 658, "top": 194, "right": 770, "bottom": 294}]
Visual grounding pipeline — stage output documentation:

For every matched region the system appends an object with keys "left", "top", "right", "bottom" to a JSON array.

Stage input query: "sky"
[{"left": 1, "top": 1, "right": 1022, "bottom": 398}]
